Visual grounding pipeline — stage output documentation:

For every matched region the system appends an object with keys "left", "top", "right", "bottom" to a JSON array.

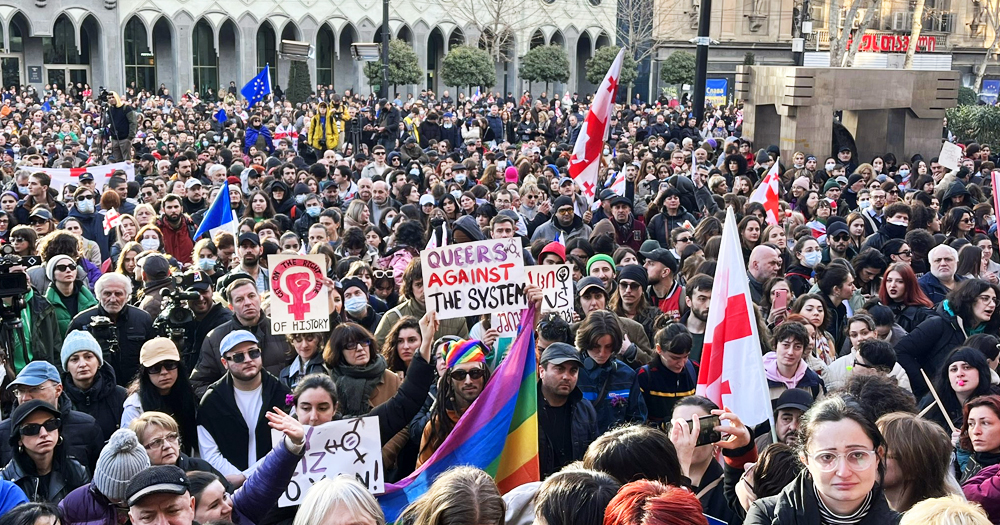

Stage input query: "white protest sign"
[
  {"left": 938, "top": 141, "right": 962, "bottom": 171},
  {"left": 526, "top": 264, "right": 575, "bottom": 322},
  {"left": 33, "top": 162, "right": 136, "bottom": 191},
  {"left": 421, "top": 238, "right": 525, "bottom": 320},
  {"left": 278, "top": 417, "right": 383, "bottom": 507},
  {"left": 268, "top": 254, "right": 330, "bottom": 334}
]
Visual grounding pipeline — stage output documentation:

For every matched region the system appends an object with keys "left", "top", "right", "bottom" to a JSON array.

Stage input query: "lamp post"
[
  {"left": 380, "top": 0, "right": 390, "bottom": 100},
  {"left": 691, "top": 0, "right": 712, "bottom": 124}
]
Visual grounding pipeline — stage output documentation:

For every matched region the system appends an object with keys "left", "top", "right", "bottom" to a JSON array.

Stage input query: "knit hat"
[
  {"left": 586, "top": 253, "right": 616, "bottom": 274},
  {"left": 617, "top": 264, "right": 649, "bottom": 289},
  {"left": 822, "top": 179, "right": 839, "bottom": 193},
  {"left": 539, "top": 242, "right": 566, "bottom": 263},
  {"left": 504, "top": 166, "right": 519, "bottom": 184},
  {"left": 45, "top": 254, "right": 75, "bottom": 282},
  {"left": 61, "top": 330, "right": 104, "bottom": 370},
  {"left": 792, "top": 177, "right": 810, "bottom": 191},
  {"left": 94, "top": 429, "right": 151, "bottom": 503},
  {"left": 755, "top": 149, "right": 769, "bottom": 165},
  {"left": 444, "top": 340, "right": 486, "bottom": 369},
  {"left": 341, "top": 277, "right": 368, "bottom": 296}
]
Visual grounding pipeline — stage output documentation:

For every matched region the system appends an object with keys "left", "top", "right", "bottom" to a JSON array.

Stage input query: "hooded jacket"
[
  {"left": 189, "top": 313, "right": 291, "bottom": 397},
  {"left": 530, "top": 198, "right": 593, "bottom": 244},
  {"left": 1, "top": 446, "right": 89, "bottom": 504},
  {"left": 270, "top": 181, "right": 295, "bottom": 216},
  {"left": 576, "top": 358, "right": 647, "bottom": 433},
  {"left": 745, "top": 471, "right": 900, "bottom": 525},
  {"left": 895, "top": 301, "right": 971, "bottom": 399},
  {"left": 61, "top": 364, "right": 127, "bottom": 443},
  {"left": 646, "top": 206, "right": 698, "bottom": 248},
  {"left": 66, "top": 207, "right": 110, "bottom": 261},
  {"left": 940, "top": 179, "right": 974, "bottom": 214}
]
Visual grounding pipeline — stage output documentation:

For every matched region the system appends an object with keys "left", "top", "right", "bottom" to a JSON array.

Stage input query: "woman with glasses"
[
  {"left": 121, "top": 338, "right": 199, "bottom": 453},
  {"left": 372, "top": 266, "right": 399, "bottom": 309},
  {"left": 61, "top": 217, "right": 101, "bottom": 268},
  {"left": 44, "top": 254, "right": 97, "bottom": 338},
  {"left": 129, "top": 412, "right": 230, "bottom": 487},
  {"left": 324, "top": 322, "right": 401, "bottom": 418},
  {"left": 744, "top": 394, "right": 899, "bottom": 525},
  {"left": 0, "top": 400, "right": 89, "bottom": 503},
  {"left": 29, "top": 207, "right": 55, "bottom": 238},
  {"left": 8, "top": 226, "right": 38, "bottom": 261},
  {"left": 942, "top": 206, "right": 976, "bottom": 243}
]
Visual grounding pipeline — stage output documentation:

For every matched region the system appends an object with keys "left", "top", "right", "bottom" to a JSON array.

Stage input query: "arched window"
[
  {"left": 44, "top": 16, "right": 85, "bottom": 64},
  {"left": 257, "top": 23, "right": 276, "bottom": 80},
  {"left": 192, "top": 20, "right": 218, "bottom": 95},
  {"left": 124, "top": 18, "right": 155, "bottom": 91},
  {"left": 317, "top": 26, "right": 335, "bottom": 87}
]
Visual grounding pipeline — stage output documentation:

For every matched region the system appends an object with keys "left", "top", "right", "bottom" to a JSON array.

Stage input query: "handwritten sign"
[
  {"left": 527, "top": 265, "right": 575, "bottom": 321},
  {"left": 268, "top": 254, "right": 330, "bottom": 334},
  {"left": 278, "top": 417, "right": 383, "bottom": 507},
  {"left": 421, "top": 238, "right": 525, "bottom": 320},
  {"left": 938, "top": 141, "right": 962, "bottom": 172}
]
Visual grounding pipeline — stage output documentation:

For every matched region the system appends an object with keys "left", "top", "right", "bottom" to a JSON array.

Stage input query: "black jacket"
[
  {"left": 190, "top": 314, "right": 291, "bottom": 397},
  {"left": 0, "top": 395, "right": 104, "bottom": 474},
  {"left": 895, "top": 302, "right": 969, "bottom": 399},
  {"left": 197, "top": 371, "right": 291, "bottom": 471},
  {"left": 0, "top": 450, "right": 89, "bottom": 503},
  {"left": 61, "top": 364, "right": 128, "bottom": 442},
  {"left": 68, "top": 305, "right": 156, "bottom": 387},
  {"left": 646, "top": 208, "right": 698, "bottom": 248},
  {"left": 181, "top": 303, "right": 233, "bottom": 371},
  {"left": 538, "top": 386, "right": 598, "bottom": 477},
  {"left": 887, "top": 301, "right": 936, "bottom": 333},
  {"left": 745, "top": 472, "right": 900, "bottom": 525}
]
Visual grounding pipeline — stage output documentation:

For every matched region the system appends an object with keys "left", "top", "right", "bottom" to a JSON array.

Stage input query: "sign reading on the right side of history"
[{"left": 268, "top": 254, "right": 330, "bottom": 334}]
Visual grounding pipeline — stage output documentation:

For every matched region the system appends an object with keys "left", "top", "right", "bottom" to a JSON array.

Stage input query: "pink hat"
[{"left": 504, "top": 166, "right": 519, "bottom": 184}]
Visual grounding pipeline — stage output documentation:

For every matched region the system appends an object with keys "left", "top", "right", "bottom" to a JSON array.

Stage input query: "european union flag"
[
  {"left": 40, "top": 100, "right": 51, "bottom": 113},
  {"left": 214, "top": 107, "right": 227, "bottom": 123},
  {"left": 241, "top": 64, "right": 272, "bottom": 108}
]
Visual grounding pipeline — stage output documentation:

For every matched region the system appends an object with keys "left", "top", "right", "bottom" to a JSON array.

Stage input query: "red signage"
[{"left": 850, "top": 34, "right": 937, "bottom": 53}]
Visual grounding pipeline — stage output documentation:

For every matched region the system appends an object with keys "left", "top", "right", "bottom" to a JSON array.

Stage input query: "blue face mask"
[
  {"left": 803, "top": 251, "right": 822, "bottom": 268},
  {"left": 306, "top": 206, "right": 321, "bottom": 217},
  {"left": 898, "top": 168, "right": 910, "bottom": 178},
  {"left": 344, "top": 295, "right": 367, "bottom": 316},
  {"left": 198, "top": 258, "right": 216, "bottom": 271}
]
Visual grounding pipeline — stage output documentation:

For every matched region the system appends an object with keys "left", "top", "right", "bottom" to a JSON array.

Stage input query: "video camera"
[
  {"left": 96, "top": 87, "right": 111, "bottom": 104},
  {"left": 0, "top": 244, "right": 29, "bottom": 301},
  {"left": 155, "top": 273, "right": 201, "bottom": 338},
  {"left": 87, "top": 315, "right": 119, "bottom": 356}
]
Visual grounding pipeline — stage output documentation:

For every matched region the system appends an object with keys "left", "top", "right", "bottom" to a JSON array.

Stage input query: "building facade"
[
  {"left": 0, "top": 0, "right": 615, "bottom": 99},
  {"left": 652, "top": 0, "right": 1000, "bottom": 99}
]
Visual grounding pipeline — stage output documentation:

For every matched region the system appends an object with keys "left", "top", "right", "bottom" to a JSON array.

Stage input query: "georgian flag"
[
  {"left": 569, "top": 48, "right": 625, "bottom": 209},
  {"left": 748, "top": 157, "right": 781, "bottom": 226}
]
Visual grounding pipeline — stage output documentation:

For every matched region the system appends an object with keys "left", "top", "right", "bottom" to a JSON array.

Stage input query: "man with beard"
[
  {"left": 228, "top": 232, "right": 269, "bottom": 293},
  {"left": 609, "top": 196, "right": 646, "bottom": 252},
  {"left": 531, "top": 196, "right": 592, "bottom": 243},
  {"left": 173, "top": 155, "right": 193, "bottom": 182},
  {"left": 182, "top": 179, "right": 207, "bottom": 215},
  {"left": 369, "top": 180, "right": 399, "bottom": 226},
  {"left": 919, "top": 244, "right": 964, "bottom": 305},
  {"left": 681, "top": 274, "right": 712, "bottom": 362},
  {"left": 822, "top": 219, "right": 852, "bottom": 264},
  {"left": 179, "top": 270, "right": 231, "bottom": 371},
  {"left": 641, "top": 247, "right": 683, "bottom": 321},
  {"left": 155, "top": 194, "right": 196, "bottom": 265},
  {"left": 190, "top": 278, "right": 291, "bottom": 397},
  {"left": 418, "top": 339, "right": 490, "bottom": 466},
  {"left": 610, "top": 265, "right": 659, "bottom": 344},
  {"left": 197, "top": 330, "right": 290, "bottom": 487},
  {"left": 754, "top": 388, "right": 814, "bottom": 450},
  {"left": 537, "top": 343, "right": 597, "bottom": 477}
]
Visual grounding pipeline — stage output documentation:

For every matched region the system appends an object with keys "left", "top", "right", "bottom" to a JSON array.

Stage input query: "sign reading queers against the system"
[
  {"left": 278, "top": 417, "right": 383, "bottom": 506},
  {"left": 268, "top": 254, "right": 330, "bottom": 334},
  {"left": 421, "top": 238, "right": 525, "bottom": 320}
]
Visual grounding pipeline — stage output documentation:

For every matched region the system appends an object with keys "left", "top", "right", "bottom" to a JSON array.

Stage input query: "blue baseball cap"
[
  {"left": 220, "top": 330, "right": 258, "bottom": 357},
  {"left": 8, "top": 361, "right": 61, "bottom": 389}
]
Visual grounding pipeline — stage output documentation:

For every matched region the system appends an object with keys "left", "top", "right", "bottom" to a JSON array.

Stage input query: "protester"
[
  {"left": 58, "top": 429, "right": 150, "bottom": 525},
  {"left": 876, "top": 412, "right": 955, "bottom": 512},
  {"left": 59, "top": 330, "right": 127, "bottom": 442},
  {"left": 120, "top": 338, "right": 199, "bottom": 451}
]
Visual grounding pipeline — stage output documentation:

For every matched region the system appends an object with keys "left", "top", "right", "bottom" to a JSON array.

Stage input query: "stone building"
[{"left": 0, "top": 0, "right": 615, "bottom": 98}]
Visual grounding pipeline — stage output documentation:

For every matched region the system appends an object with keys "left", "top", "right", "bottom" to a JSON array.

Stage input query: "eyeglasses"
[
  {"left": 20, "top": 417, "right": 61, "bottom": 436},
  {"left": 225, "top": 348, "right": 262, "bottom": 363},
  {"left": 147, "top": 361, "right": 179, "bottom": 374},
  {"left": 451, "top": 368, "right": 485, "bottom": 381},
  {"left": 896, "top": 250, "right": 912, "bottom": 257},
  {"left": 143, "top": 432, "right": 180, "bottom": 450},
  {"left": 13, "top": 384, "right": 51, "bottom": 398},
  {"left": 978, "top": 294, "right": 998, "bottom": 306},
  {"left": 556, "top": 208, "right": 574, "bottom": 215},
  {"left": 76, "top": 195, "right": 94, "bottom": 201},
  {"left": 619, "top": 281, "right": 642, "bottom": 291},
  {"left": 10, "top": 237, "right": 26, "bottom": 243},
  {"left": 373, "top": 269, "right": 394, "bottom": 279},
  {"left": 675, "top": 236, "right": 692, "bottom": 243},
  {"left": 961, "top": 218, "right": 976, "bottom": 224},
  {"left": 54, "top": 263, "right": 76, "bottom": 273},
  {"left": 807, "top": 450, "right": 878, "bottom": 472},
  {"left": 346, "top": 340, "right": 371, "bottom": 351}
]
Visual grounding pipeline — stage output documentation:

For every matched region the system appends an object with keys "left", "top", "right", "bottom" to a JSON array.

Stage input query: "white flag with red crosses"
[{"left": 569, "top": 48, "right": 624, "bottom": 209}]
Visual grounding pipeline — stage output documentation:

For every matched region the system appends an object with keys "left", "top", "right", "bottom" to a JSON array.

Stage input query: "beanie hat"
[
  {"left": 341, "top": 277, "right": 368, "bottom": 296},
  {"left": 45, "top": 254, "right": 75, "bottom": 282},
  {"left": 61, "top": 330, "right": 104, "bottom": 370},
  {"left": 444, "top": 340, "right": 486, "bottom": 368},
  {"left": 539, "top": 242, "right": 566, "bottom": 263},
  {"left": 792, "top": 176, "right": 810, "bottom": 191},
  {"left": 755, "top": 149, "right": 770, "bottom": 165},
  {"left": 93, "top": 429, "right": 151, "bottom": 503},
  {"left": 617, "top": 264, "right": 649, "bottom": 290},
  {"left": 823, "top": 179, "right": 839, "bottom": 193},
  {"left": 586, "top": 253, "right": 616, "bottom": 274}
]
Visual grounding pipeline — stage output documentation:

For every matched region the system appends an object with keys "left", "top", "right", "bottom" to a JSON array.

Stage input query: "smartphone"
[
  {"left": 664, "top": 414, "right": 722, "bottom": 446},
  {"left": 773, "top": 289, "right": 788, "bottom": 313}
]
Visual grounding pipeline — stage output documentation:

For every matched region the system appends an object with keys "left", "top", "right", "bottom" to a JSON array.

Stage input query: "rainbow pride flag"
[{"left": 378, "top": 306, "right": 540, "bottom": 522}]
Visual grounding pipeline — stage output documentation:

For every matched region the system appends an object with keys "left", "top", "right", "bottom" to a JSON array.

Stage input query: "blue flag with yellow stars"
[{"left": 241, "top": 64, "right": 271, "bottom": 107}]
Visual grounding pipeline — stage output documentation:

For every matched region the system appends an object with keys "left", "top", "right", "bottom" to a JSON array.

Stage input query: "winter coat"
[
  {"left": 373, "top": 299, "right": 468, "bottom": 354},
  {"left": 962, "top": 462, "right": 1000, "bottom": 523},
  {"left": 646, "top": 208, "right": 698, "bottom": 248},
  {"left": 784, "top": 264, "right": 813, "bottom": 298},
  {"left": 418, "top": 120, "right": 442, "bottom": 148},
  {"left": 0, "top": 449, "right": 89, "bottom": 503},
  {"left": 0, "top": 396, "right": 103, "bottom": 474},
  {"left": 745, "top": 472, "right": 900, "bottom": 525},
  {"left": 46, "top": 283, "right": 98, "bottom": 338},
  {"left": 189, "top": 314, "right": 292, "bottom": 397},
  {"left": 308, "top": 106, "right": 348, "bottom": 151},
  {"left": 919, "top": 272, "right": 966, "bottom": 306},
  {"left": 61, "top": 364, "right": 127, "bottom": 442},
  {"left": 940, "top": 179, "right": 975, "bottom": 214},
  {"left": 576, "top": 358, "right": 647, "bottom": 433},
  {"left": 895, "top": 301, "right": 972, "bottom": 399},
  {"left": 59, "top": 483, "right": 119, "bottom": 525},
  {"left": 861, "top": 221, "right": 908, "bottom": 254},
  {"left": 229, "top": 439, "right": 303, "bottom": 525},
  {"left": 156, "top": 215, "right": 197, "bottom": 265},
  {"left": 612, "top": 216, "right": 647, "bottom": 252},
  {"left": 538, "top": 385, "right": 598, "bottom": 477},
  {"left": 530, "top": 214, "right": 593, "bottom": 244},
  {"left": 887, "top": 301, "right": 936, "bottom": 333},
  {"left": 766, "top": 368, "right": 826, "bottom": 411},
  {"left": 9, "top": 290, "right": 62, "bottom": 373},
  {"left": 68, "top": 305, "right": 156, "bottom": 388},
  {"left": 66, "top": 207, "right": 110, "bottom": 261},
  {"left": 244, "top": 125, "right": 274, "bottom": 155},
  {"left": 278, "top": 354, "right": 326, "bottom": 389}
]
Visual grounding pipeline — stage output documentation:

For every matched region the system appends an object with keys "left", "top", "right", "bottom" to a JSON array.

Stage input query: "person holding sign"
[{"left": 373, "top": 257, "right": 469, "bottom": 350}]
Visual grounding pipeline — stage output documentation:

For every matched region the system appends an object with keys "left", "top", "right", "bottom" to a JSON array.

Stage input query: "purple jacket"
[
  {"left": 232, "top": 438, "right": 302, "bottom": 525},
  {"left": 59, "top": 484, "right": 117, "bottom": 525},
  {"left": 963, "top": 463, "right": 1000, "bottom": 523}
]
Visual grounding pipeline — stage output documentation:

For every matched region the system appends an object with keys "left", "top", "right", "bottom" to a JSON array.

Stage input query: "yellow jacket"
[{"left": 308, "top": 105, "right": 349, "bottom": 151}]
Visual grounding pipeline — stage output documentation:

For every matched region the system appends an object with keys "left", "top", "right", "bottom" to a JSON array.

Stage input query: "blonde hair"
[
  {"left": 128, "top": 411, "right": 179, "bottom": 443},
  {"left": 292, "top": 476, "right": 385, "bottom": 525},
  {"left": 398, "top": 466, "right": 504, "bottom": 525},
  {"left": 900, "top": 495, "right": 991, "bottom": 525}
]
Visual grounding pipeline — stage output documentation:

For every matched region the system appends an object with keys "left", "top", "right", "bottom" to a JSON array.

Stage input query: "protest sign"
[
  {"left": 526, "top": 264, "right": 575, "bottom": 322},
  {"left": 34, "top": 162, "right": 136, "bottom": 190},
  {"left": 938, "top": 141, "right": 962, "bottom": 171},
  {"left": 268, "top": 254, "right": 330, "bottom": 334},
  {"left": 278, "top": 417, "right": 383, "bottom": 507},
  {"left": 421, "top": 238, "right": 525, "bottom": 320}
]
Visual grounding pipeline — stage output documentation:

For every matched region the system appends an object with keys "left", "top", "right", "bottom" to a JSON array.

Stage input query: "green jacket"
[
  {"left": 10, "top": 290, "right": 63, "bottom": 373},
  {"left": 46, "top": 283, "right": 98, "bottom": 338},
  {"left": 374, "top": 299, "right": 469, "bottom": 351}
]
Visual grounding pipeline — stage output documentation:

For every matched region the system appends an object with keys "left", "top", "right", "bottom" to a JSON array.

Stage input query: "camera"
[
  {"left": 155, "top": 274, "right": 200, "bottom": 338},
  {"left": 88, "top": 315, "right": 119, "bottom": 356},
  {"left": 0, "top": 244, "right": 29, "bottom": 299},
  {"left": 96, "top": 87, "right": 110, "bottom": 104}
]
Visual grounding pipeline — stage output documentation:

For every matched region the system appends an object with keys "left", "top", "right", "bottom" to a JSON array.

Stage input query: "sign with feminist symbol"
[{"left": 268, "top": 254, "right": 330, "bottom": 334}]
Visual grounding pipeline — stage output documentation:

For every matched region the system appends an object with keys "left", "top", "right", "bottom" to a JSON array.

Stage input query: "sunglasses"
[
  {"left": 225, "top": 348, "right": 262, "bottom": 363},
  {"left": 10, "top": 237, "right": 25, "bottom": 243},
  {"left": 76, "top": 195, "right": 94, "bottom": 201},
  {"left": 54, "top": 263, "right": 76, "bottom": 273},
  {"left": 832, "top": 234, "right": 850, "bottom": 241},
  {"left": 619, "top": 281, "right": 642, "bottom": 291},
  {"left": 451, "top": 368, "right": 485, "bottom": 381},
  {"left": 675, "top": 236, "right": 692, "bottom": 243},
  {"left": 21, "top": 417, "right": 61, "bottom": 436},
  {"left": 30, "top": 218, "right": 47, "bottom": 225},
  {"left": 147, "top": 361, "right": 179, "bottom": 374},
  {"left": 896, "top": 250, "right": 912, "bottom": 257},
  {"left": 373, "top": 269, "right": 394, "bottom": 279}
]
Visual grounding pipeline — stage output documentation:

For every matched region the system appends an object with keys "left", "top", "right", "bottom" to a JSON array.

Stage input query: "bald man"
[{"left": 748, "top": 244, "right": 782, "bottom": 303}]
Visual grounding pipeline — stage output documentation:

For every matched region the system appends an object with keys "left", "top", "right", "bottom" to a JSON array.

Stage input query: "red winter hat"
[{"left": 539, "top": 242, "right": 566, "bottom": 263}]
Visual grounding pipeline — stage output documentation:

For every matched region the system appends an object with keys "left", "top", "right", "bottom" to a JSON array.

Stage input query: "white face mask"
[
  {"left": 825, "top": 162, "right": 836, "bottom": 171},
  {"left": 140, "top": 238, "right": 159, "bottom": 251},
  {"left": 76, "top": 199, "right": 95, "bottom": 214}
]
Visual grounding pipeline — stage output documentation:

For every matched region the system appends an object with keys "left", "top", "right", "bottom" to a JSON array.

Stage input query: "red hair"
[
  {"left": 878, "top": 263, "right": 933, "bottom": 308},
  {"left": 603, "top": 480, "right": 707, "bottom": 525}
]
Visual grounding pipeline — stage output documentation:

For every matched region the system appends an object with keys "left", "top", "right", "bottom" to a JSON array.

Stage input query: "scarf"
[
  {"left": 763, "top": 352, "right": 808, "bottom": 389},
  {"left": 331, "top": 354, "right": 388, "bottom": 417}
]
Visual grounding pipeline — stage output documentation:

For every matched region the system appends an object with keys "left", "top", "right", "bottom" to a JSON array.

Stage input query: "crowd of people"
[{"left": 0, "top": 78, "right": 997, "bottom": 525}]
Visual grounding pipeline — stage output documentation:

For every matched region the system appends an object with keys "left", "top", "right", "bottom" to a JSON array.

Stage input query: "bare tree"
[
  {"left": 974, "top": 0, "right": 1000, "bottom": 91},
  {"left": 828, "top": 0, "right": 882, "bottom": 66},
  {"left": 442, "top": 0, "right": 542, "bottom": 64},
  {"left": 903, "top": 0, "right": 926, "bottom": 69}
]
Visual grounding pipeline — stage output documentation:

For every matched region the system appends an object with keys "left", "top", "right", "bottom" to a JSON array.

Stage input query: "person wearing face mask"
[
  {"left": 786, "top": 237, "right": 823, "bottom": 297},
  {"left": 439, "top": 112, "right": 461, "bottom": 151},
  {"left": 342, "top": 277, "right": 382, "bottom": 334},
  {"left": 66, "top": 186, "right": 111, "bottom": 261},
  {"left": 451, "top": 164, "right": 470, "bottom": 190},
  {"left": 292, "top": 193, "right": 322, "bottom": 240}
]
